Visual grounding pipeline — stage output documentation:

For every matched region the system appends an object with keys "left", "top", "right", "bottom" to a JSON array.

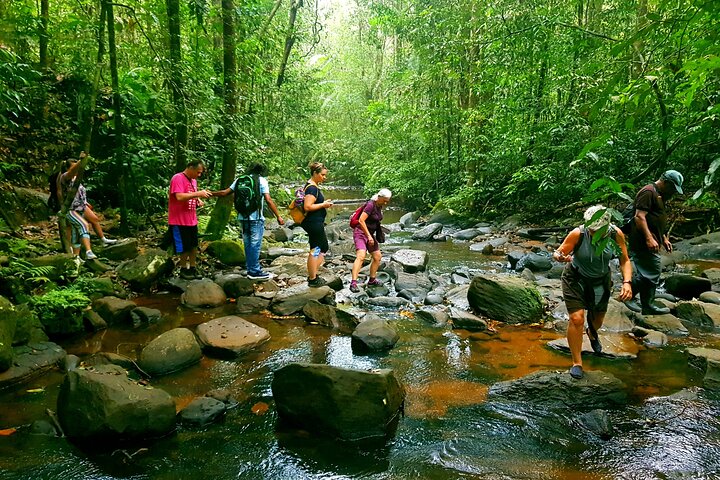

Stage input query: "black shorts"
[
  {"left": 561, "top": 263, "right": 611, "bottom": 313},
  {"left": 302, "top": 221, "right": 329, "bottom": 253},
  {"left": 169, "top": 225, "right": 198, "bottom": 254}
]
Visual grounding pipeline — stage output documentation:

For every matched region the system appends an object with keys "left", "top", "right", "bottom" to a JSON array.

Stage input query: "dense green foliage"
[
  {"left": 0, "top": 0, "right": 718, "bottom": 226},
  {"left": 29, "top": 286, "right": 91, "bottom": 336}
]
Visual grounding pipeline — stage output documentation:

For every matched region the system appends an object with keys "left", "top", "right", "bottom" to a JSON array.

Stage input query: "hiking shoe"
[
  {"left": 102, "top": 237, "right": 118, "bottom": 245},
  {"left": 85, "top": 251, "right": 97, "bottom": 260},
  {"left": 366, "top": 277, "right": 382, "bottom": 286},
  {"left": 307, "top": 277, "right": 327, "bottom": 287},
  {"left": 349, "top": 280, "right": 360, "bottom": 293},
  {"left": 569, "top": 365, "right": 584, "bottom": 379},
  {"left": 248, "top": 271, "right": 271, "bottom": 280},
  {"left": 586, "top": 328, "right": 602, "bottom": 354}
]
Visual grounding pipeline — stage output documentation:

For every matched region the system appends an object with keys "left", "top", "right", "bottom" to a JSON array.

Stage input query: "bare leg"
[
  {"left": 351, "top": 250, "right": 367, "bottom": 281},
  {"left": 589, "top": 312, "right": 606, "bottom": 338},
  {"left": 369, "top": 250, "right": 382, "bottom": 278},
  {"left": 307, "top": 252, "right": 324, "bottom": 280},
  {"left": 567, "top": 309, "right": 586, "bottom": 367},
  {"left": 83, "top": 207, "right": 105, "bottom": 239}
]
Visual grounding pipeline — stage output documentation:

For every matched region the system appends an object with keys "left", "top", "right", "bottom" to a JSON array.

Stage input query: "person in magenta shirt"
[{"left": 168, "top": 160, "right": 211, "bottom": 279}]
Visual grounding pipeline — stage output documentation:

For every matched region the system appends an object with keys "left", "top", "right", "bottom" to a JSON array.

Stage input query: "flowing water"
[{"left": 2, "top": 188, "right": 720, "bottom": 479}]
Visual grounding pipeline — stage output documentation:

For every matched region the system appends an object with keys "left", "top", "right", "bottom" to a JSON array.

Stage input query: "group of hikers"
[
  {"left": 50, "top": 155, "right": 684, "bottom": 381},
  {"left": 553, "top": 170, "right": 684, "bottom": 379},
  {"left": 165, "top": 160, "right": 392, "bottom": 289}
]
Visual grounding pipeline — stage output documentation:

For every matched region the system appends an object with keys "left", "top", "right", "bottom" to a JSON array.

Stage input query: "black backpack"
[
  {"left": 233, "top": 174, "right": 262, "bottom": 216},
  {"left": 619, "top": 203, "right": 635, "bottom": 234}
]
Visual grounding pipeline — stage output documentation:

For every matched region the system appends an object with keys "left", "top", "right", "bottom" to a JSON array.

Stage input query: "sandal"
[{"left": 569, "top": 364, "right": 584, "bottom": 379}]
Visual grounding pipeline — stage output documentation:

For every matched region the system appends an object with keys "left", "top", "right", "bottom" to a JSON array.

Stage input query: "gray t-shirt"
[{"left": 572, "top": 226, "right": 617, "bottom": 279}]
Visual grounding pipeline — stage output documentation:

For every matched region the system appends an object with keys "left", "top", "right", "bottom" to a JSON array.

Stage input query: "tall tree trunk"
[
  {"left": 632, "top": 0, "right": 648, "bottom": 78},
  {"left": 205, "top": 0, "right": 238, "bottom": 239},
  {"left": 105, "top": 0, "right": 129, "bottom": 234},
  {"left": 526, "top": 46, "right": 548, "bottom": 166},
  {"left": 167, "top": 0, "right": 189, "bottom": 172},
  {"left": 39, "top": 0, "right": 49, "bottom": 70},
  {"left": 81, "top": 2, "right": 107, "bottom": 154},
  {"left": 276, "top": 0, "right": 301, "bottom": 87}
]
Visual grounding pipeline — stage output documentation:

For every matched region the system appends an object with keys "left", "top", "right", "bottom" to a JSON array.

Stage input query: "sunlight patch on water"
[{"left": 405, "top": 380, "right": 488, "bottom": 418}]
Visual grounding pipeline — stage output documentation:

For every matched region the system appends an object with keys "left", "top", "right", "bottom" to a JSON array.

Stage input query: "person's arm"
[
  {"left": 358, "top": 212, "right": 374, "bottom": 245},
  {"left": 211, "top": 187, "right": 233, "bottom": 197},
  {"left": 552, "top": 228, "right": 582, "bottom": 262},
  {"left": 614, "top": 227, "right": 633, "bottom": 300},
  {"left": 302, "top": 187, "right": 332, "bottom": 212},
  {"left": 634, "top": 209, "right": 659, "bottom": 252},
  {"left": 264, "top": 193, "right": 284, "bottom": 225},
  {"left": 663, "top": 234, "right": 672, "bottom": 253},
  {"left": 175, "top": 190, "right": 211, "bottom": 201}
]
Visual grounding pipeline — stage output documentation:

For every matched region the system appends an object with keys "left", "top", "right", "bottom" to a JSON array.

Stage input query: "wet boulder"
[
  {"left": 488, "top": 369, "right": 627, "bottom": 409},
  {"left": 415, "top": 308, "right": 450, "bottom": 326},
  {"left": 687, "top": 347, "right": 720, "bottom": 371},
  {"left": 412, "top": 223, "right": 443, "bottom": 241},
  {"left": 236, "top": 296, "right": 270, "bottom": 314},
  {"left": 446, "top": 285, "right": 470, "bottom": 310},
  {"left": 116, "top": 248, "right": 174, "bottom": 290},
  {"left": 270, "top": 285, "right": 335, "bottom": 316},
  {"left": 0, "top": 342, "right": 66, "bottom": 390},
  {"left": 600, "top": 299, "right": 635, "bottom": 332},
  {"left": 700, "top": 291, "right": 720, "bottom": 305},
  {"left": 181, "top": 279, "right": 227, "bottom": 308},
  {"left": 394, "top": 271, "right": 433, "bottom": 293},
  {"left": 92, "top": 296, "right": 136, "bottom": 325},
  {"left": 271, "top": 227, "right": 294, "bottom": 243},
  {"left": 449, "top": 307, "right": 487, "bottom": 332},
  {"left": 364, "top": 296, "right": 412, "bottom": 308},
  {"left": 635, "top": 313, "right": 688, "bottom": 336},
  {"left": 98, "top": 238, "right": 139, "bottom": 261},
  {"left": 704, "top": 359, "right": 720, "bottom": 390},
  {"left": 196, "top": 316, "right": 270, "bottom": 357},
  {"left": 453, "top": 228, "right": 481, "bottom": 241},
  {"left": 138, "top": 328, "right": 202, "bottom": 376},
  {"left": 214, "top": 273, "right": 256, "bottom": 297},
  {"left": 469, "top": 237, "right": 508, "bottom": 254},
  {"left": 664, "top": 274, "right": 712, "bottom": 300},
  {"left": 631, "top": 326, "right": 668, "bottom": 348},
  {"left": 57, "top": 364, "right": 175, "bottom": 441},
  {"left": 516, "top": 253, "right": 553, "bottom": 272},
  {"left": 28, "top": 254, "right": 77, "bottom": 281},
  {"left": 397, "top": 288, "right": 427, "bottom": 303},
  {"left": 351, "top": 316, "right": 399, "bottom": 352},
  {"left": 467, "top": 275, "right": 544, "bottom": 324},
  {"left": 701, "top": 268, "right": 720, "bottom": 286},
  {"left": 178, "top": 397, "right": 226, "bottom": 427},
  {"left": 365, "top": 284, "right": 391, "bottom": 298},
  {"left": 392, "top": 249, "right": 429, "bottom": 273},
  {"left": 9, "top": 303, "right": 48, "bottom": 346},
  {"left": 399, "top": 211, "right": 420, "bottom": 228},
  {"left": 0, "top": 304, "right": 16, "bottom": 371},
  {"left": 674, "top": 301, "right": 720, "bottom": 329},
  {"left": 577, "top": 409, "right": 614, "bottom": 440},
  {"left": 302, "top": 300, "right": 359, "bottom": 333},
  {"left": 130, "top": 307, "right": 162, "bottom": 326},
  {"left": 206, "top": 240, "right": 246, "bottom": 266},
  {"left": 272, "top": 363, "right": 405, "bottom": 440}
]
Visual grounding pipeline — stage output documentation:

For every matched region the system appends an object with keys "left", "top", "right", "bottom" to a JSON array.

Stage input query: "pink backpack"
[{"left": 349, "top": 202, "right": 368, "bottom": 228}]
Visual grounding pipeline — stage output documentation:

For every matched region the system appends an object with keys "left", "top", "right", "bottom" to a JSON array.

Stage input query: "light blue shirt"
[{"left": 231, "top": 175, "right": 269, "bottom": 221}]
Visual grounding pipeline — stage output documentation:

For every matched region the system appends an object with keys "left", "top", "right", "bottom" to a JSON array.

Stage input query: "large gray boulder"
[
  {"left": 392, "top": 249, "right": 429, "bottom": 273},
  {"left": 449, "top": 307, "right": 487, "bottom": 332},
  {"left": 467, "top": 275, "right": 544, "bottom": 324},
  {"left": 98, "top": 238, "right": 139, "bottom": 261},
  {"left": 351, "top": 317, "right": 399, "bottom": 352},
  {"left": 364, "top": 296, "right": 412, "bottom": 308},
  {"left": 195, "top": 316, "right": 270, "bottom": 358},
  {"left": 215, "top": 273, "right": 256, "bottom": 297},
  {"left": 272, "top": 363, "right": 405, "bottom": 440},
  {"left": 92, "top": 296, "right": 137, "bottom": 325},
  {"left": 453, "top": 228, "right": 481, "bottom": 241},
  {"left": 675, "top": 301, "right": 720, "bottom": 328},
  {"left": 116, "top": 248, "right": 174, "bottom": 290},
  {"left": 181, "top": 279, "right": 227, "bottom": 308},
  {"left": 57, "top": 364, "right": 175, "bottom": 441},
  {"left": 415, "top": 308, "right": 450, "bottom": 326},
  {"left": 701, "top": 268, "right": 720, "bottom": 285},
  {"left": 516, "top": 253, "right": 553, "bottom": 272},
  {"left": 687, "top": 347, "right": 720, "bottom": 371},
  {"left": 138, "top": 328, "right": 202, "bottom": 376},
  {"left": 700, "top": 291, "right": 720, "bottom": 305},
  {"left": 270, "top": 285, "right": 335, "bottom": 316},
  {"left": 488, "top": 369, "right": 627, "bottom": 409},
  {"left": 664, "top": 274, "right": 712, "bottom": 300},
  {"left": 394, "top": 271, "right": 433, "bottom": 293},
  {"left": 302, "top": 300, "right": 359, "bottom": 333},
  {"left": 179, "top": 396, "right": 226, "bottom": 427},
  {"left": 412, "top": 223, "right": 443, "bottom": 241}
]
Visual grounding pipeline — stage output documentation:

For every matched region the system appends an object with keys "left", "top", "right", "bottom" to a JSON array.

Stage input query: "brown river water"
[{"left": 1, "top": 188, "right": 720, "bottom": 479}]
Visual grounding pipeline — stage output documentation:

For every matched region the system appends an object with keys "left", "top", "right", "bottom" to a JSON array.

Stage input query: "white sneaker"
[
  {"left": 102, "top": 237, "right": 118, "bottom": 245},
  {"left": 86, "top": 251, "right": 97, "bottom": 260},
  {"left": 73, "top": 256, "right": 83, "bottom": 267}
]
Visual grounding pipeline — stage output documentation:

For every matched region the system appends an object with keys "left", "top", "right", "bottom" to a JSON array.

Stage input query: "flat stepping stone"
[
  {"left": 635, "top": 313, "right": 689, "bottom": 336},
  {"left": 547, "top": 333, "right": 639, "bottom": 359},
  {"left": 687, "top": 347, "right": 720, "bottom": 371},
  {"left": 0, "top": 342, "right": 66, "bottom": 390},
  {"left": 196, "top": 315, "right": 270, "bottom": 358}
]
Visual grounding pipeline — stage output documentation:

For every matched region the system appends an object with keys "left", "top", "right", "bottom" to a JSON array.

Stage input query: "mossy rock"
[
  {"left": 467, "top": 275, "right": 544, "bottom": 324},
  {"left": 30, "top": 289, "right": 91, "bottom": 337},
  {"left": 207, "top": 240, "right": 246, "bottom": 266}
]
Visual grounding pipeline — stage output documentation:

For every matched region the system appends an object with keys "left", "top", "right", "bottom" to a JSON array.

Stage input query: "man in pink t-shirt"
[{"left": 168, "top": 160, "right": 211, "bottom": 279}]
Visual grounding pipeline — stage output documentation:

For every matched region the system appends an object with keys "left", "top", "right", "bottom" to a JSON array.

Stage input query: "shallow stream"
[{"left": 2, "top": 188, "right": 720, "bottom": 479}]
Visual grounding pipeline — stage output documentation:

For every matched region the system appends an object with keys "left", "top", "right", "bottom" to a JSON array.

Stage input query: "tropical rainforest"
[{"left": 1, "top": 0, "right": 719, "bottom": 234}]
